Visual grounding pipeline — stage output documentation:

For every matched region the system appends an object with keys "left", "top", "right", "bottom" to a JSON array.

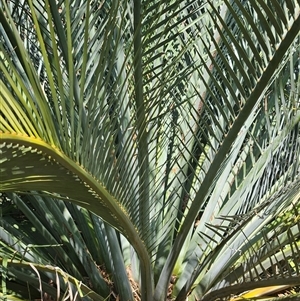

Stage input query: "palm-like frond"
[
  {"left": 0, "top": 0, "right": 300, "bottom": 300},
  {"left": 0, "top": 193, "right": 110, "bottom": 299}
]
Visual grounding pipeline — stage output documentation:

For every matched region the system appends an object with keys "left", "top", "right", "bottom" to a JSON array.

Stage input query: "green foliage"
[{"left": 0, "top": 0, "right": 300, "bottom": 300}]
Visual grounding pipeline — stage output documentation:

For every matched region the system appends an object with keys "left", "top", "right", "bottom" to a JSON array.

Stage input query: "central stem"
[{"left": 133, "top": 1, "right": 153, "bottom": 300}]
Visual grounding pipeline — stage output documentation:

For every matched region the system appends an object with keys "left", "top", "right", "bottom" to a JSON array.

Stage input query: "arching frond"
[{"left": 0, "top": 0, "right": 299, "bottom": 300}]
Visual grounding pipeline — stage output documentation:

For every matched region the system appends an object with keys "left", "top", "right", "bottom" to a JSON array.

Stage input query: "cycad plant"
[{"left": 0, "top": 0, "right": 300, "bottom": 300}]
